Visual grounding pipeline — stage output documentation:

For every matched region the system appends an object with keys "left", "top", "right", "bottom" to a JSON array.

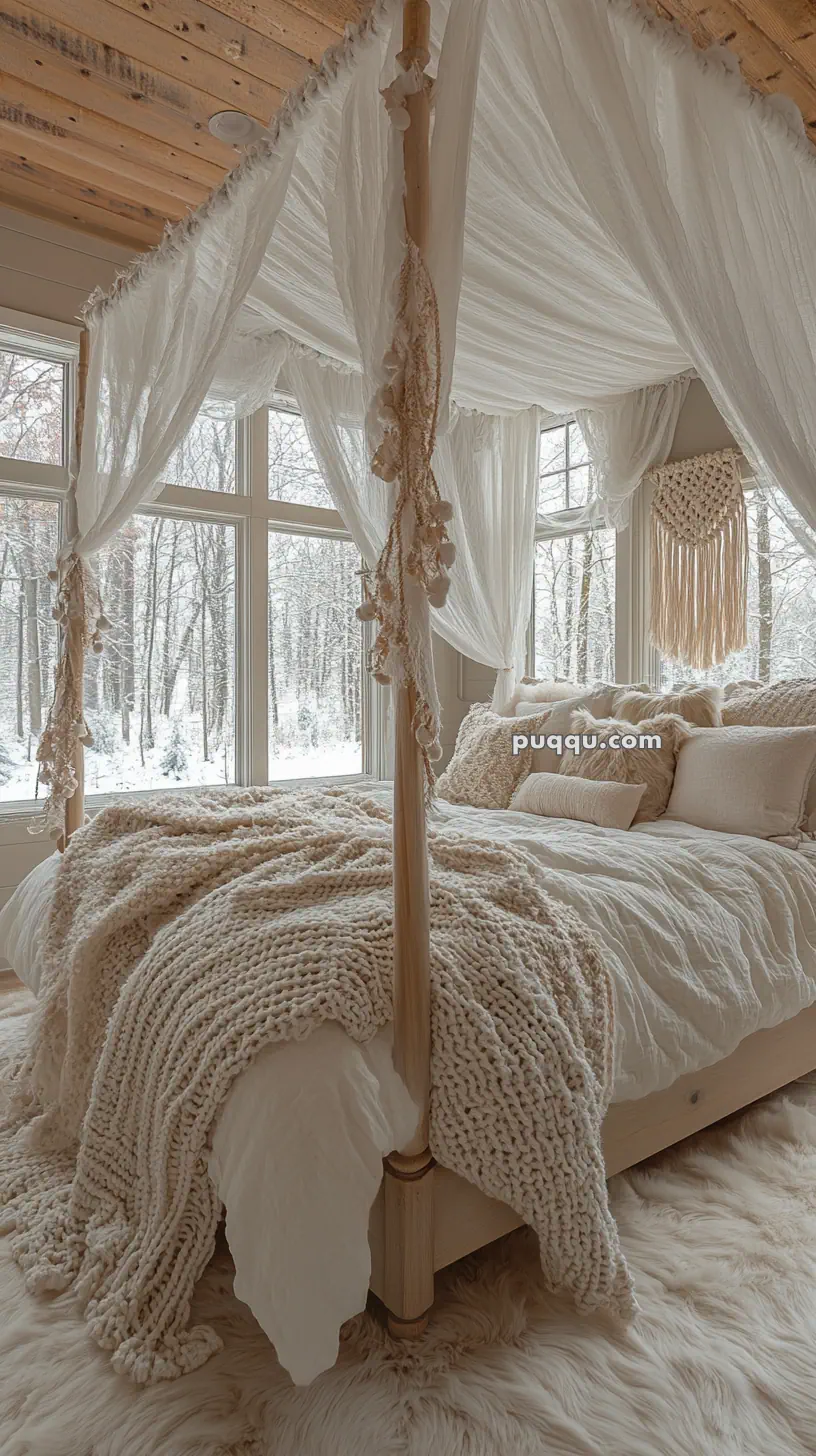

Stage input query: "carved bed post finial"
[{"left": 382, "top": 0, "right": 436, "bottom": 1341}]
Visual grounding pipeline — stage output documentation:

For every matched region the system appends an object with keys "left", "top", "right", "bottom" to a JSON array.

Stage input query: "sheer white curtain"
[
  {"left": 433, "top": 406, "right": 540, "bottom": 710},
  {"left": 74, "top": 147, "right": 298, "bottom": 559},
  {"left": 293, "top": 358, "right": 540, "bottom": 716},
  {"left": 287, "top": 354, "right": 390, "bottom": 568},
  {"left": 576, "top": 375, "right": 691, "bottom": 527},
  {"left": 518, "top": 0, "right": 816, "bottom": 533}
]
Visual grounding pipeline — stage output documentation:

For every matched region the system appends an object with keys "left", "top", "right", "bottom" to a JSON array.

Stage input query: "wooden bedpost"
[
  {"left": 382, "top": 0, "right": 436, "bottom": 1340},
  {"left": 63, "top": 327, "right": 89, "bottom": 848}
]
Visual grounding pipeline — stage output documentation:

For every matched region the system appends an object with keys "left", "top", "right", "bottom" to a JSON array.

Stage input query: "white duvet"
[{"left": 3, "top": 799, "right": 816, "bottom": 1384}]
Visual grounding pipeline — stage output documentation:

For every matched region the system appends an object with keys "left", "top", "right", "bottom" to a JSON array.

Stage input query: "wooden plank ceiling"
[{"left": 0, "top": 0, "right": 814, "bottom": 255}]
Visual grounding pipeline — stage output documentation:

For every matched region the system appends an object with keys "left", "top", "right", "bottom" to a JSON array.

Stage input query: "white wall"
[{"left": 0, "top": 204, "right": 131, "bottom": 326}]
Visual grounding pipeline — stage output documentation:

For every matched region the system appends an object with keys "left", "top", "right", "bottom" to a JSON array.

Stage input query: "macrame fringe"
[{"left": 649, "top": 448, "right": 748, "bottom": 670}]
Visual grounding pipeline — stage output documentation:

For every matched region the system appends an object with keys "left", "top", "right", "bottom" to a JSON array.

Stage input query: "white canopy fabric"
[
  {"left": 76, "top": 0, "right": 816, "bottom": 549},
  {"left": 36, "top": 0, "right": 816, "bottom": 828}
]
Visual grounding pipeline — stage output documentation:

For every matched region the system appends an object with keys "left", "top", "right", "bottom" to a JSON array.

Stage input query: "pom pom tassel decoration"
[
  {"left": 364, "top": 232, "right": 457, "bottom": 795},
  {"left": 31, "top": 552, "right": 107, "bottom": 836}
]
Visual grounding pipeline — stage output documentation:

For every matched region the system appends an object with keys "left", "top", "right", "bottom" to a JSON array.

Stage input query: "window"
[
  {"left": 268, "top": 531, "right": 362, "bottom": 778},
  {"left": 0, "top": 496, "right": 60, "bottom": 800},
  {"left": 0, "top": 319, "right": 378, "bottom": 810},
  {"left": 82, "top": 517, "right": 236, "bottom": 793},
  {"left": 532, "top": 420, "right": 617, "bottom": 684},
  {"left": 660, "top": 483, "right": 816, "bottom": 687},
  {"left": 0, "top": 347, "right": 66, "bottom": 466}
]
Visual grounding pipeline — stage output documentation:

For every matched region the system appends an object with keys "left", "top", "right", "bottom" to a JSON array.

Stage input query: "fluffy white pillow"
[
  {"left": 511, "top": 772, "right": 646, "bottom": 829},
  {"left": 505, "top": 679, "right": 579, "bottom": 714},
  {"left": 613, "top": 683, "right": 723, "bottom": 729},
  {"left": 664, "top": 724, "right": 816, "bottom": 844}
]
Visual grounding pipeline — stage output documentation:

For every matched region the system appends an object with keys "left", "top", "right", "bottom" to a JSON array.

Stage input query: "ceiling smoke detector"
[{"left": 208, "top": 110, "right": 265, "bottom": 146}]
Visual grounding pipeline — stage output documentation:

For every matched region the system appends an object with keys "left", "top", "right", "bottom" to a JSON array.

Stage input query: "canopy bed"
[{"left": 4, "top": 0, "right": 816, "bottom": 1386}]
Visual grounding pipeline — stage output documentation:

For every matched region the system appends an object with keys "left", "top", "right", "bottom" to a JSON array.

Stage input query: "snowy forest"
[
  {"left": 4, "top": 352, "right": 816, "bottom": 802},
  {"left": 533, "top": 420, "right": 816, "bottom": 688},
  {"left": 0, "top": 351, "right": 361, "bottom": 801}
]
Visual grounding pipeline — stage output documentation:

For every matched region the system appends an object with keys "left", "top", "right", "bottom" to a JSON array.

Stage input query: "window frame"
[
  {"left": 531, "top": 413, "right": 631, "bottom": 685},
  {"left": 0, "top": 312, "right": 384, "bottom": 819}
]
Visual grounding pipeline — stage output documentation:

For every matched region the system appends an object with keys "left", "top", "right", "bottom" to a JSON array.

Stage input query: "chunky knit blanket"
[{"left": 0, "top": 785, "right": 632, "bottom": 1382}]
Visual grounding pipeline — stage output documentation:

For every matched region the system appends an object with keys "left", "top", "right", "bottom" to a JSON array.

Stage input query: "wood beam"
[
  {"left": 0, "top": 174, "right": 164, "bottom": 247},
  {"left": 204, "top": 0, "right": 347, "bottom": 57},
  {"left": 0, "top": 7, "right": 248, "bottom": 168},
  {"left": 0, "top": 124, "right": 199, "bottom": 218},
  {"left": 27, "top": 0, "right": 283, "bottom": 117},
  {"left": 0, "top": 73, "right": 227, "bottom": 193},
  {"left": 105, "top": 0, "right": 310, "bottom": 91},
  {"left": 0, "top": 151, "right": 178, "bottom": 234}
]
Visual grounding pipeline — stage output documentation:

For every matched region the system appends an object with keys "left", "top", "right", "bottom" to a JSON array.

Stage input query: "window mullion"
[{"left": 247, "top": 408, "right": 269, "bottom": 785}]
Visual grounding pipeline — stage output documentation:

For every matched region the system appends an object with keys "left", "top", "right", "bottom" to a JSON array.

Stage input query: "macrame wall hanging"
[{"left": 647, "top": 447, "right": 748, "bottom": 670}]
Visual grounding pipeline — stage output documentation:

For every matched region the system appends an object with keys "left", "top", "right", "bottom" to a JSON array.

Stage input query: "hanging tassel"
[{"left": 648, "top": 448, "right": 748, "bottom": 670}]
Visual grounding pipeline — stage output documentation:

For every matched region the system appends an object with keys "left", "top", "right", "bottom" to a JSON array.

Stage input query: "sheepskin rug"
[{"left": 3, "top": 975, "right": 816, "bottom": 1456}]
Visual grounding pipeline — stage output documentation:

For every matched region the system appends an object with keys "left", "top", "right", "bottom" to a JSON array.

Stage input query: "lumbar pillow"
[
  {"left": 436, "top": 702, "right": 552, "bottom": 809},
  {"left": 511, "top": 771, "right": 646, "bottom": 829},
  {"left": 665, "top": 723, "right": 816, "bottom": 844},
  {"left": 613, "top": 683, "right": 723, "bottom": 729},
  {"left": 558, "top": 710, "right": 692, "bottom": 823},
  {"left": 722, "top": 679, "right": 816, "bottom": 832}
]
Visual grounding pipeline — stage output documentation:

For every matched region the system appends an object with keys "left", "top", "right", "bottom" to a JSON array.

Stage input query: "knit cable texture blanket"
[{"left": 0, "top": 785, "right": 633, "bottom": 1382}]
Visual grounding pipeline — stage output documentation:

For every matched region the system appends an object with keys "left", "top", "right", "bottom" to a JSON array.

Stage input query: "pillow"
[
  {"left": 435, "top": 702, "right": 552, "bottom": 809},
  {"left": 558, "top": 710, "right": 692, "bottom": 822},
  {"left": 510, "top": 771, "right": 646, "bottom": 829},
  {"left": 613, "top": 683, "right": 723, "bottom": 728},
  {"left": 722, "top": 679, "right": 816, "bottom": 832},
  {"left": 505, "top": 678, "right": 579, "bottom": 714},
  {"left": 521, "top": 684, "right": 640, "bottom": 773},
  {"left": 723, "top": 679, "right": 762, "bottom": 701},
  {"left": 664, "top": 723, "right": 816, "bottom": 844}
]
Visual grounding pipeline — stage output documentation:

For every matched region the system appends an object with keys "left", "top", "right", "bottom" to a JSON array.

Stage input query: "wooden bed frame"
[{"left": 60, "top": 0, "right": 816, "bottom": 1348}]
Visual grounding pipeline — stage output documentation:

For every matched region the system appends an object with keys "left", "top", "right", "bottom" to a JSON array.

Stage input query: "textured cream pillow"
[
  {"left": 723, "top": 679, "right": 816, "bottom": 832},
  {"left": 435, "top": 702, "right": 551, "bottom": 809},
  {"left": 665, "top": 723, "right": 816, "bottom": 843},
  {"left": 511, "top": 772, "right": 646, "bottom": 829},
  {"left": 613, "top": 684, "right": 723, "bottom": 728},
  {"left": 558, "top": 710, "right": 692, "bottom": 823}
]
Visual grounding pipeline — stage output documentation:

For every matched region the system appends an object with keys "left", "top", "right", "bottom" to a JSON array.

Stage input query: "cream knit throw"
[
  {"left": 648, "top": 448, "right": 748, "bottom": 669},
  {"left": 0, "top": 785, "right": 631, "bottom": 1382}
]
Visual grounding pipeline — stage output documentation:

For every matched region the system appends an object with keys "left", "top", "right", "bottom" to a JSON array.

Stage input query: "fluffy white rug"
[{"left": 2, "top": 979, "right": 816, "bottom": 1456}]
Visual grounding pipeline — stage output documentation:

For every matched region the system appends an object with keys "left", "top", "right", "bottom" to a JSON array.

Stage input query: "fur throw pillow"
[
  {"left": 613, "top": 684, "right": 723, "bottom": 729},
  {"left": 558, "top": 710, "right": 692, "bottom": 823}
]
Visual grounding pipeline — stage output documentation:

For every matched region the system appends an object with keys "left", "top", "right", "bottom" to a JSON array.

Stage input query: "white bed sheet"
[{"left": 4, "top": 806, "right": 816, "bottom": 1384}]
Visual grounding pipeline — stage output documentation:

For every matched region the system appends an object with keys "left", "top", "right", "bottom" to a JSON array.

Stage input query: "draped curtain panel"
[
  {"left": 575, "top": 375, "right": 692, "bottom": 528},
  {"left": 521, "top": 0, "right": 816, "bottom": 532},
  {"left": 56, "top": 0, "right": 816, "bottom": 719},
  {"left": 433, "top": 407, "right": 540, "bottom": 710}
]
